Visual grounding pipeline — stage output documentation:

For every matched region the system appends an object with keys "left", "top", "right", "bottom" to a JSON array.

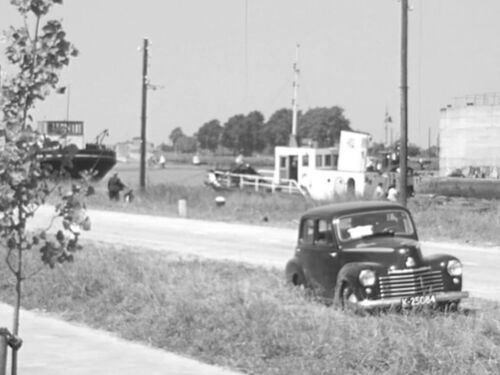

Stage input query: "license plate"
[{"left": 401, "top": 295, "right": 436, "bottom": 308}]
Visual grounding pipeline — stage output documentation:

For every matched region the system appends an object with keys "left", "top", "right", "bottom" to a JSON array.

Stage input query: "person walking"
[
  {"left": 373, "top": 182, "right": 385, "bottom": 200},
  {"left": 158, "top": 154, "right": 166, "bottom": 169},
  {"left": 387, "top": 184, "right": 398, "bottom": 202},
  {"left": 107, "top": 173, "right": 125, "bottom": 201}
]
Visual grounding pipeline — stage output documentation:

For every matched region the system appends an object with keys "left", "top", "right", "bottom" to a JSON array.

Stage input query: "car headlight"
[
  {"left": 359, "top": 269, "right": 376, "bottom": 287},
  {"left": 447, "top": 260, "right": 463, "bottom": 276}
]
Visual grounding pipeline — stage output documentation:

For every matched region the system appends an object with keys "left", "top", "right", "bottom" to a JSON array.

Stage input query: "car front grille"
[{"left": 378, "top": 266, "right": 444, "bottom": 298}]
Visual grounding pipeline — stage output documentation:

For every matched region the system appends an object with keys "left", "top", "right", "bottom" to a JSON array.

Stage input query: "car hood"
[{"left": 341, "top": 236, "right": 424, "bottom": 270}]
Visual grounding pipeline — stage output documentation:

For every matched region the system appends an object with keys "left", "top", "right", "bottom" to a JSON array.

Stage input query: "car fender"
[
  {"left": 423, "top": 253, "right": 460, "bottom": 267},
  {"left": 334, "top": 262, "right": 383, "bottom": 302},
  {"left": 422, "top": 253, "right": 463, "bottom": 290}
]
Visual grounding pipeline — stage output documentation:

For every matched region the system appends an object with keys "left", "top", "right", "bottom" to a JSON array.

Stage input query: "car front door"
[{"left": 298, "top": 218, "right": 341, "bottom": 297}]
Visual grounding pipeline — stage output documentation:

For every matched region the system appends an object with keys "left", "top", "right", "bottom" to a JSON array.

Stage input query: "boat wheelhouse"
[{"left": 274, "top": 130, "right": 384, "bottom": 200}]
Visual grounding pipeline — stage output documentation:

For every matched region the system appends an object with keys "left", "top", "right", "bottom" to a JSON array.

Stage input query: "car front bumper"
[{"left": 356, "top": 291, "right": 469, "bottom": 310}]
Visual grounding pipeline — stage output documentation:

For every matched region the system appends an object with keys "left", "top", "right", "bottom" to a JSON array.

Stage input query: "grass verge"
[{"left": 1, "top": 242, "right": 499, "bottom": 375}]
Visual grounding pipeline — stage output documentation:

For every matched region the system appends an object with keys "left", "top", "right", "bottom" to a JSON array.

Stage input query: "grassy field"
[{"left": 1, "top": 243, "right": 499, "bottom": 375}]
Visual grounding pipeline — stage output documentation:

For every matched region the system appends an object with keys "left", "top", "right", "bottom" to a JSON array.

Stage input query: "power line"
[
  {"left": 417, "top": 0, "right": 423, "bottom": 144},
  {"left": 244, "top": 0, "right": 249, "bottom": 108}
]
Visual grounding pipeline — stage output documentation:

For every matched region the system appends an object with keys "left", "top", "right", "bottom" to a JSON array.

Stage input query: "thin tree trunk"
[
  {"left": 11, "top": 201, "right": 25, "bottom": 375},
  {"left": 11, "top": 246, "right": 22, "bottom": 375},
  {"left": 21, "top": 14, "right": 41, "bottom": 129}
]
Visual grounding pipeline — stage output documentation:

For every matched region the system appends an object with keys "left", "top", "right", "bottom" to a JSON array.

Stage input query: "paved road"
[
  {"left": 11, "top": 205, "right": 499, "bottom": 374},
  {"left": 30, "top": 205, "right": 500, "bottom": 301}
]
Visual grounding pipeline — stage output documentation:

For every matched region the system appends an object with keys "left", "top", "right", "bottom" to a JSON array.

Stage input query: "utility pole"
[
  {"left": 65, "top": 85, "right": 71, "bottom": 121},
  {"left": 289, "top": 43, "right": 300, "bottom": 147},
  {"left": 140, "top": 38, "right": 149, "bottom": 190},
  {"left": 384, "top": 106, "right": 391, "bottom": 147},
  {"left": 399, "top": 0, "right": 409, "bottom": 206},
  {"left": 427, "top": 127, "right": 431, "bottom": 156}
]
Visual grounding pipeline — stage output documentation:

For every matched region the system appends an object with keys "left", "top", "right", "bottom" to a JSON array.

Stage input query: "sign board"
[{"left": 37, "top": 120, "right": 85, "bottom": 149}]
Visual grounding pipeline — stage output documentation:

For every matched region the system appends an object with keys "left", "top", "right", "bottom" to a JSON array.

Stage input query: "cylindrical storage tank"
[{"left": 439, "top": 94, "right": 500, "bottom": 178}]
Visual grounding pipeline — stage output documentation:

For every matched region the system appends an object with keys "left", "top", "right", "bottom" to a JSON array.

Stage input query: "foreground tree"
[{"left": 0, "top": 1, "right": 89, "bottom": 374}]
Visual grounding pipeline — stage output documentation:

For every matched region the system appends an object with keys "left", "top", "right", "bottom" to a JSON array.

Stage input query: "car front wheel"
[{"left": 340, "top": 282, "right": 360, "bottom": 311}]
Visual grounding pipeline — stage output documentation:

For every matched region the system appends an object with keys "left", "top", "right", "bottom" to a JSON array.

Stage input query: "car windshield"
[{"left": 335, "top": 209, "right": 415, "bottom": 242}]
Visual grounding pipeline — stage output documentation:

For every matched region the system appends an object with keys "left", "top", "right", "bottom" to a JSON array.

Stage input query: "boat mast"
[{"left": 289, "top": 43, "right": 300, "bottom": 147}]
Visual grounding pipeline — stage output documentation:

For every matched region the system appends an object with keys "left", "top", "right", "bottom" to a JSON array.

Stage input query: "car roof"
[{"left": 301, "top": 201, "right": 409, "bottom": 220}]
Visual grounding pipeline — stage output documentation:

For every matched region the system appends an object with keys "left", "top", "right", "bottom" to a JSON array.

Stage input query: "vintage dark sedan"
[{"left": 285, "top": 201, "right": 469, "bottom": 311}]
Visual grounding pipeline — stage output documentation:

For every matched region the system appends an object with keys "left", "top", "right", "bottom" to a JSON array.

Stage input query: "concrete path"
[{"left": 0, "top": 303, "right": 241, "bottom": 375}]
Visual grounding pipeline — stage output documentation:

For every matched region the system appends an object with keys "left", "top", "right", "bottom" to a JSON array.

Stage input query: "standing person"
[
  {"left": 158, "top": 153, "right": 166, "bottom": 169},
  {"left": 235, "top": 154, "right": 244, "bottom": 165},
  {"left": 107, "top": 173, "right": 125, "bottom": 201},
  {"left": 387, "top": 184, "right": 398, "bottom": 202},
  {"left": 373, "top": 182, "right": 385, "bottom": 200}
]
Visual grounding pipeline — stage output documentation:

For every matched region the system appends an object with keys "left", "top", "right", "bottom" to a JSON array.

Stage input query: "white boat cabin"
[{"left": 274, "top": 131, "right": 378, "bottom": 200}]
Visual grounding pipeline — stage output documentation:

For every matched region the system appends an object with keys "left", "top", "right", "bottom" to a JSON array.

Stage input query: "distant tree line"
[
  {"left": 166, "top": 106, "right": 436, "bottom": 157},
  {"left": 168, "top": 106, "right": 352, "bottom": 156}
]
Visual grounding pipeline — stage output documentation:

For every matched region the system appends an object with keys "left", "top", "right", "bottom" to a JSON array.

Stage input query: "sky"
[{"left": 1, "top": 0, "right": 500, "bottom": 147}]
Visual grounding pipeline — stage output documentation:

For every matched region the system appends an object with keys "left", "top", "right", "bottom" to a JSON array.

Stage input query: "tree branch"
[
  {"left": 22, "top": 14, "right": 41, "bottom": 129},
  {"left": 5, "top": 247, "right": 17, "bottom": 275}
]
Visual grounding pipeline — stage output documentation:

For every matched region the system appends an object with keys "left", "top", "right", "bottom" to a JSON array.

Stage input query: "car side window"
[
  {"left": 315, "top": 219, "right": 334, "bottom": 246},
  {"left": 300, "top": 219, "right": 315, "bottom": 244}
]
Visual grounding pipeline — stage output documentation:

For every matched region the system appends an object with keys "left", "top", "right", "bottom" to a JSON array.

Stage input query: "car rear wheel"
[{"left": 285, "top": 264, "right": 305, "bottom": 287}]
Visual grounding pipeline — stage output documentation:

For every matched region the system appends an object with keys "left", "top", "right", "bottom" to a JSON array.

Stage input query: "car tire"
[
  {"left": 340, "top": 282, "right": 360, "bottom": 312},
  {"left": 285, "top": 264, "right": 306, "bottom": 287}
]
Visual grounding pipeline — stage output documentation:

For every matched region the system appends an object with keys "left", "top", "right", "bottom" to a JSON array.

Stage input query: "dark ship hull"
[{"left": 38, "top": 144, "right": 117, "bottom": 180}]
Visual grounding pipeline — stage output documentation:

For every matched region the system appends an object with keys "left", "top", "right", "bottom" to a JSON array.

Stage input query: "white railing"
[{"left": 213, "top": 171, "right": 308, "bottom": 197}]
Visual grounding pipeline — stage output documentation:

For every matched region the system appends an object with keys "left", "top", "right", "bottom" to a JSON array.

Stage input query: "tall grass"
[
  {"left": 85, "top": 184, "right": 316, "bottom": 226},
  {"left": 1, "top": 243, "right": 499, "bottom": 375},
  {"left": 410, "top": 196, "right": 500, "bottom": 245}
]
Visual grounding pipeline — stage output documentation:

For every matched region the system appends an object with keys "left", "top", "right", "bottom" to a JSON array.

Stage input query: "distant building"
[
  {"left": 439, "top": 93, "right": 500, "bottom": 178},
  {"left": 114, "top": 137, "right": 154, "bottom": 162}
]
